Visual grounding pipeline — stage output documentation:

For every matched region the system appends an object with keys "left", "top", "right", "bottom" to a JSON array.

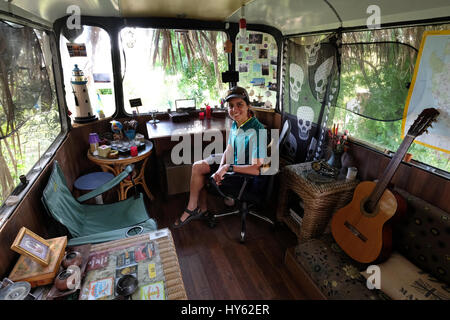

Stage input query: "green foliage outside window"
[{"left": 329, "top": 25, "right": 450, "bottom": 173}]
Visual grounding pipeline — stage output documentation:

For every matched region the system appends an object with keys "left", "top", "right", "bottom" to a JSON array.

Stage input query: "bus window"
[
  {"left": 332, "top": 24, "right": 450, "bottom": 173},
  {"left": 0, "top": 22, "right": 62, "bottom": 212},
  {"left": 120, "top": 28, "right": 228, "bottom": 114}
]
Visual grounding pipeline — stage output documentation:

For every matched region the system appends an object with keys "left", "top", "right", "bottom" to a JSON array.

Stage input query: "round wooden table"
[{"left": 87, "top": 140, "right": 155, "bottom": 201}]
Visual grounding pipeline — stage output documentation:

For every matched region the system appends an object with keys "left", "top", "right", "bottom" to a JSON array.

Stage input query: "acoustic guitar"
[{"left": 331, "top": 108, "right": 440, "bottom": 264}]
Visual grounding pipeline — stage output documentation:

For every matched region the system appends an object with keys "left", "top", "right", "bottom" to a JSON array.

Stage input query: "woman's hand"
[{"left": 212, "top": 164, "right": 229, "bottom": 185}]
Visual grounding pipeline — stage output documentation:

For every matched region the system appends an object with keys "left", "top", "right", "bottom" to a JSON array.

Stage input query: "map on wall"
[{"left": 402, "top": 30, "right": 450, "bottom": 153}]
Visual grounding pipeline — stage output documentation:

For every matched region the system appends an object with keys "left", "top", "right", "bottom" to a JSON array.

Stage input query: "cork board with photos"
[{"left": 236, "top": 31, "right": 278, "bottom": 109}]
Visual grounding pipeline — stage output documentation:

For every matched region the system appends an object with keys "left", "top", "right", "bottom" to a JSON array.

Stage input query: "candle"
[
  {"left": 206, "top": 105, "right": 212, "bottom": 119},
  {"left": 130, "top": 146, "right": 138, "bottom": 157}
]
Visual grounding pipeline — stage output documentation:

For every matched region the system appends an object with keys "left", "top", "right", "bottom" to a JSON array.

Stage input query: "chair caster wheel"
[{"left": 207, "top": 218, "right": 216, "bottom": 228}]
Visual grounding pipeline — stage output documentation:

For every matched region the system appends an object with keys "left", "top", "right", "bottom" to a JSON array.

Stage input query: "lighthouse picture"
[{"left": 71, "top": 64, "right": 98, "bottom": 123}]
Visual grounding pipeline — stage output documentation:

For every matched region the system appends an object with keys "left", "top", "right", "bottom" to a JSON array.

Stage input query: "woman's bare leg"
[{"left": 174, "top": 160, "right": 210, "bottom": 225}]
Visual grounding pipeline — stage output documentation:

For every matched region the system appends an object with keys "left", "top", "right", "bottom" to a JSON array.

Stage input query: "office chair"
[
  {"left": 206, "top": 120, "right": 291, "bottom": 242},
  {"left": 42, "top": 161, "right": 157, "bottom": 246}
]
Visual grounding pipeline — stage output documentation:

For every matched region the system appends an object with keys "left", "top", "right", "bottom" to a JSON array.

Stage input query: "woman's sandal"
[{"left": 172, "top": 207, "right": 202, "bottom": 228}]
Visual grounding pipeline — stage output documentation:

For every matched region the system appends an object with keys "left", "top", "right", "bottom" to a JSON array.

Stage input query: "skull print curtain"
[{"left": 281, "top": 33, "right": 340, "bottom": 163}]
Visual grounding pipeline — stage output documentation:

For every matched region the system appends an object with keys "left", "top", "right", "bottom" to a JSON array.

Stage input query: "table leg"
[{"left": 132, "top": 157, "right": 155, "bottom": 201}]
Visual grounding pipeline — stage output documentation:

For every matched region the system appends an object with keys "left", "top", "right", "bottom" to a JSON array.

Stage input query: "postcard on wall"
[
  {"left": 98, "top": 88, "right": 113, "bottom": 95},
  {"left": 268, "top": 82, "right": 277, "bottom": 91},
  {"left": 253, "top": 63, "right": 261, "bottom": 73},
  {"left": 239, "top": 63, "right": 249, "bottom": 73},
  {"left": 252, "top": 78, "right": 265, "bottom": 86},
  {"left": 270, "top": 56, "right": 277, "bottom": 65},
  {"left": 249, "top": 33, "right": 263, "bottom": 44},
  {"left": 262, "top": 62, "right": 269, "bottom": 76},
  {"left": 93, "top": 73, "right": 111, "bottom": 83},
  {"left": 66, "top": 43, "right": 87, "bottom": 57},
  {"left": 259, "top": 49, "right": 268, "bottom": 59}
]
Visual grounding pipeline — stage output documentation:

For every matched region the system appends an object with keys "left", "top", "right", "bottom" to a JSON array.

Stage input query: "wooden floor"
[{"left": 145, "top": 191, "right": 307, "bottom": 300}]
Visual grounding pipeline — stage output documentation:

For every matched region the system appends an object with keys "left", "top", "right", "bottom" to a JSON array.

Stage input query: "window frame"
[{"left": 53, "top": 16, "right": 284, "bottom": 118}]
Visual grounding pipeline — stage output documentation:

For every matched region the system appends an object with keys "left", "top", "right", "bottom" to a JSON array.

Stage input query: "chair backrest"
[
  {"left": 248, "top": 120, "right": 291, "bottom": 203},
  {"left": 42, "top": 161, "right": 85, "bottom": 237},
  {"left": 278, "top": 119, "right": 291, "bottom": 151}
]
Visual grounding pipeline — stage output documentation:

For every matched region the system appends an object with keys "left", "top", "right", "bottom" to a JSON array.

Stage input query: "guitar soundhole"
[
  {"left": 360, "top": 196, "right": 379, "bottom": 217},
  {"left": 363, "top": 200, "right": 374, "bottom": 214}
]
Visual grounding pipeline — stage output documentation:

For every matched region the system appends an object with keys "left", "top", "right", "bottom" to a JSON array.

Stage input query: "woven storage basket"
[{"left": 277, "top": 163, "right": 359, "bottom": 242}]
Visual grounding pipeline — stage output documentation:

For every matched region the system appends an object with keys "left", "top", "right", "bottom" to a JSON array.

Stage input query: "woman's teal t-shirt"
[{"left": 227, "top": 117, "right": 267, "bottom": 165}]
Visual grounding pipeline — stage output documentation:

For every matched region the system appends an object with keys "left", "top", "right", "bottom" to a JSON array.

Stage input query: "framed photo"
[{"left": 10, "top": 227, "right": 51, "bottom": 266}]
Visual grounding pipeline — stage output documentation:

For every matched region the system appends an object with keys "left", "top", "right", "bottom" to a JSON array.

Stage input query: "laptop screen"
[{"left": 175, "top": 99, "right": 196, "bottom": 111}]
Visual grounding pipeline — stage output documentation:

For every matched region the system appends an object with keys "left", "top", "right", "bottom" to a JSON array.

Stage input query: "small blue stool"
[{"left": 74, "top": 172, "right": 115, "bottom": 204}]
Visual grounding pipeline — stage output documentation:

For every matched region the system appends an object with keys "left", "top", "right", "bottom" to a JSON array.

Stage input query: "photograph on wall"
[
  {"left": 262, "top": 62, "right": 269, "bottom": 76},
  {"left": 249, "top": 33, "right": 263, "bottom": 44},
  {"left": 239, "top": 63, "right": 249, "bottom": 73},
  {"left": 253, "top": 63, "right": 262, "bottom": 73},
  {"left": 270, "top": 56, "right": 277, "bottom": 65},
  {"left": 268, "top": 82, "right": 277, "bottom": 91},
  {"left": 259, "top": 49, "right": 268, "bottom": 59},
  {"left": 252, "top": 78, "right": 265, "bottom": 86}
]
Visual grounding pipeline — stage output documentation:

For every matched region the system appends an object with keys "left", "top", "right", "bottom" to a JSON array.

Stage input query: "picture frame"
[{"left": 10, "top": 227, "right": 51, "bottom": 266}]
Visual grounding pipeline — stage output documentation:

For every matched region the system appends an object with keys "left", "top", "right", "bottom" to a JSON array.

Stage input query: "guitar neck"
[{"left": 366, "top": 134, "right": 415, "bottom": 212}]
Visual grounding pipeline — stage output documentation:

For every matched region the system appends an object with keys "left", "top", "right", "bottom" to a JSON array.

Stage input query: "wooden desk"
[
  {"left": 87, "top": 140, "right": 155, "bottom": 201},
  {"left": 146, "top": 117, "right": 233, "bottom": 158},
  {"left": 146, "top": 117, "right": 232, "bottom": 197}
]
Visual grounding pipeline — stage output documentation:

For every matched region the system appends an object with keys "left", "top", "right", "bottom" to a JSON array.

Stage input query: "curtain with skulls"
[{"left": 281, "top": 34, "right": 340, "bottom": 163}]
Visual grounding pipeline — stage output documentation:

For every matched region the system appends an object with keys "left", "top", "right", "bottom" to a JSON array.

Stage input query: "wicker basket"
[{"left": 277, "top": 163, "right": 359, "bottom": 242}]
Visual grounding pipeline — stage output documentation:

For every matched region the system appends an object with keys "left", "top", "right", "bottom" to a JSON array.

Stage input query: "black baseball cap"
[{"left": 224, "top": 86, "right": 250, "bottom": 105}]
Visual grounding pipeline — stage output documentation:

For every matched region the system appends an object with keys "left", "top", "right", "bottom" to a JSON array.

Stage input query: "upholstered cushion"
[
  {"left": 393, "top": 188, "right": 450, "bottom": 285},
  {"left": 361, "top": 252, "right": 450, "bottom": 300},
  {"left": 294, "top": 234, "right": 389, "bottom": 300}
]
